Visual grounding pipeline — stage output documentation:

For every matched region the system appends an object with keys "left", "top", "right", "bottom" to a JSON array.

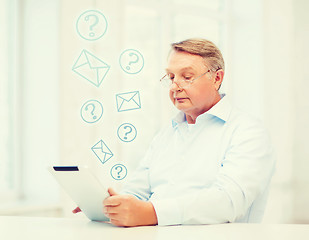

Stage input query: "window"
[
  {"left": 0, "top": 0, "right": 60, "bottom": 208},
  {"left": 0, "top": 0, "right": 19, "bottom": 203}
]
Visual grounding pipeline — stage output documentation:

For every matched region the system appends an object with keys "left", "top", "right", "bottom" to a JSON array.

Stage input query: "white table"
[{"left": 0, "top": 216, "right": 309, "bottom": 240}]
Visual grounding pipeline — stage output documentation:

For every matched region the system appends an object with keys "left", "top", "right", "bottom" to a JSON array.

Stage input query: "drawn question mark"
[
  {"left": 115, "top": 166, "right": 123, "bottom": 178},
  {"left": 123, "top": 125, "right": 133, "bottom": 140},
  {"left": 84, "top": 14, "right": 99, "bottom": 37},
  {"left": 85, "top": 103, "right": 97, "bottom": 120},
  {"left": 126, "top": 52, "right": 139, "bottom": 70},
  {"left": 111, "top": 164, "right": 127, "bottom": 180}
]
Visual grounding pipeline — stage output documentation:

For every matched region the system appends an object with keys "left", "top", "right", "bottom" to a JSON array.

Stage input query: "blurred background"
[{"left": 0, "top": 0, "right": 308, "bottom": 223}]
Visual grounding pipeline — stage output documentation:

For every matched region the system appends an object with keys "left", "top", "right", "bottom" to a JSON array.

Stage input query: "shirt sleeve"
[
  {"left": 120, "top": 146, "right": 153, "bottom": 201},
  {"left": 151, "top": 119, "right": 275, "bottom": 225},
  {"left": 120, "top": 128, "right": 166, "bottom": 201}
]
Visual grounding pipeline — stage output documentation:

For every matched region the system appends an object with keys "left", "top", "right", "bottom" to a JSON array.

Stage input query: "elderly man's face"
[{"left": 167, "top": 50, "right": 222, "bottom": 119}]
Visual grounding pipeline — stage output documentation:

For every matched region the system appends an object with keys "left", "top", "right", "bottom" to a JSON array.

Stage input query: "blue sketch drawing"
[
  {"left": 80, "top": 99, "right": 103, "bottom": 123},
  {"left": 110, "top": 164, "right": 127, "bottom": 180},
  {"left": 72, "top": 49, "right": 110, "bottom": 87},
  {"left": 117, "top": 123, "right": 137, "bottom": 142},
  {"left": 119, "top": 49, "right": 144, "bottom": 74},
  {"left": 91, "top": 139, "right": 113, "bottom": 164},
  {"left": 76, "top": 10, "right": 108, "bottom": 41},
  {"left": 116, "top": 91, "right": 141, "bottom": 112}
]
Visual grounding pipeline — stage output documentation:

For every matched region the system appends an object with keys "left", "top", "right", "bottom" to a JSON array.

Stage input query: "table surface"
[{"left": 0, "top": 216, "right": 309, "bottom": 240}]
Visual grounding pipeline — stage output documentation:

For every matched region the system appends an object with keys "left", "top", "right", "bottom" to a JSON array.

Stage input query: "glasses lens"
[
  {"left": 160, "top": 76, "right": 172, "bottom": 88},
  {"left": 178, "top": 80, "right": 190, "bottom": 88},
  {"left": 160, "top": 75, "right": 195, "bottom": 89},
  {"left": 161, "top": 78, "right": 192, "bottom": 89}
]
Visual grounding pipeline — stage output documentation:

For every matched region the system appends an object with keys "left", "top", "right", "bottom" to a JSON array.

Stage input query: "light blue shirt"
[{"left": 122, "top": 94, "right": 275, "bottom": 225}]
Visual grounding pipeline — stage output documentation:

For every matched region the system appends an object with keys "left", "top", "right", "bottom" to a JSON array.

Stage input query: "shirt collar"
[
  {"left": 206, "top": 93, "right": 231, "bottom": 122},
  {"left": 172, "top": 112, "right": 186, "bottom": 128},
  {"left": 171, "top": 93, "right": 232, "bottom": 128}
]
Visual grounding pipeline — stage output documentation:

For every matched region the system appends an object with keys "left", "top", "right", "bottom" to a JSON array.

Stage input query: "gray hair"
[{"left": 171, "top": 38, "right": 225, "bottom": 72}]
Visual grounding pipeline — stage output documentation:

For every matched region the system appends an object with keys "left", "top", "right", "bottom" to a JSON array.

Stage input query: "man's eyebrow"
[{"left": 165, "top": 67, "right": 195, "bottom": 73}]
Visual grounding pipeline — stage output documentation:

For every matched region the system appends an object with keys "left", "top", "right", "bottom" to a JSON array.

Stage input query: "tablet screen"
[{"left": 49, "top": 166, "right": 109, "bottom": 222}]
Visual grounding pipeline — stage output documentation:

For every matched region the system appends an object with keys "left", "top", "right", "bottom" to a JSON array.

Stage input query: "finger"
[
  {"left": 103, "top": 195, "right": 122, "bottom": 207},
  {"left": 104, "top": 206, "right": 120, "bottom": 215},
  {"left": 72, "top": 207, "right": 81, "bottom": 214},
  {"left": 72, "top": 207, "right": 81, "bottom": 213},
  {"left": 108, "top": 187, "right": 118, "bottom": 196},
  {"left": 109, "top": 217, "right": 124, "bottom": 227},
  {"left": 104, "top": 212, "right": 118, "bottom": 219}
]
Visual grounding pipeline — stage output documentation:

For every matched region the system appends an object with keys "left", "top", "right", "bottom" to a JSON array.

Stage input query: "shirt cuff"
[{"left": 150, "top": 198, "right": 182, "bottom": 226}]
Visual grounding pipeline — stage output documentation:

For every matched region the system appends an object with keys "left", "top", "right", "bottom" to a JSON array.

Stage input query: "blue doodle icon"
[
  {"left": 76, "top": 10, "right": 108, "bottom": 41},
  {"left": 91, "top": 139, "right": 113, "bottom": 164},
  {"left": 119, "top": 49, "right": 144, "bottom": 74},
  {"left": 117, "top": 123, "right": 137, "bottom": 142},
  {"left": 111, "top": 164, "right": 127, "bottom": 180},
  {"left": 72, "top": 49, "right": 110, "bottom": 87},
  {"left": 116, "top": 91, "right": 141, "bottom": 112},
  {"left": 80, "top": 100, "right": 103, "bottom": 123}
]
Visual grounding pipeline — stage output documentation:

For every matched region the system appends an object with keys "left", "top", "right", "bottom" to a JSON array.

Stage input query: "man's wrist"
[{"left": 143, "top": 201, "right": 158, "bottom": 226}]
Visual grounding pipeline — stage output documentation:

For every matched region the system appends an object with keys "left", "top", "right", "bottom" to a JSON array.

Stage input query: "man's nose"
[{"left": 170, "top": 81, "right": 182, "bottom": 91}]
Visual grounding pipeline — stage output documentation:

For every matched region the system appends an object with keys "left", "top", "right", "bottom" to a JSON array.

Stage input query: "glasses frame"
[{"left": 160, "top": 69, "right": 213, "bottom": 89}]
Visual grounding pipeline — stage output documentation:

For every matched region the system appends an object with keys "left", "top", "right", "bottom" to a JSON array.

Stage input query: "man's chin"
[{"left": 174, "top": 103, "right": 189, "bottom": 111}]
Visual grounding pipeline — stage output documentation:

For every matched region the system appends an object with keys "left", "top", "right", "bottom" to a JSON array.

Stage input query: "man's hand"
[{"left": 103, "top": 188, "right": 158, "bottom": 227}]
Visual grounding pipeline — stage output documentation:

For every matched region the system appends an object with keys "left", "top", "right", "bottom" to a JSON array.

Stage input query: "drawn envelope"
[
  {"left": 72, "top": 49, "right": 110, "bottom": 87},
  {"left": 116, "top": 91, "right": 141, "bottom": 112},
  {"left": 91, "top": 139, "right": 113, "bottom": 164}
]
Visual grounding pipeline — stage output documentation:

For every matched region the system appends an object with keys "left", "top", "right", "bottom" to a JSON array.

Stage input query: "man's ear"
[{"left": 214, "top": 69, "right": 224, "bottom": 91}]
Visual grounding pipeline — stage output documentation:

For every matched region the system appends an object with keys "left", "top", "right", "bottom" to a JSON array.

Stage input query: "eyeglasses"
[{"left": 160, "top": 69, "right": 212, "bottom": 89}]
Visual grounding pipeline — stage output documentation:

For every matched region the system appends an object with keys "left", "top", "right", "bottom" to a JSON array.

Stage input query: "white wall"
[
  {"left": 292, "top": 0, "right": 309, "bottom": 223},
  {"left": 261, "top": 0, "right": 295, "bottom": 223},
  {"left": 261, "top": 0, "right": 309, "bottom": 224}
]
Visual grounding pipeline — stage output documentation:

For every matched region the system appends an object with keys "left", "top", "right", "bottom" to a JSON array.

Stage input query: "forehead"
[{"left": 166, "top": 50, "right": 208, "bottom": 72}]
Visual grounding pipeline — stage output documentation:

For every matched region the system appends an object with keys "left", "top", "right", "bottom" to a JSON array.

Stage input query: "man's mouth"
[{"left": 175, "top": 97, "right": 188, "bottom": 101}]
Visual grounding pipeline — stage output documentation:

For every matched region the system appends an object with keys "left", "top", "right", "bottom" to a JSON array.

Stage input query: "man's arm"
[{"left": 151, "top": 120, "right": 275, "bottom": 225}]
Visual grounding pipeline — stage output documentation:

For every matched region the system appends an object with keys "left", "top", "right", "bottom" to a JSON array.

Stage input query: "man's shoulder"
[
  {"left": 227, "top": 105, "right": 267, "bottom": 132},
  {"left": 219, "top": 95, "right": 264, "bottom": 127},
  {"left": 229, "top": 106, "right": 260, "bottom": 121}
]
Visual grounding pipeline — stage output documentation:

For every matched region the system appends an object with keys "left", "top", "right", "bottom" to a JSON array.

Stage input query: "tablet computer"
[{"left": 48, "top": 166, "right": 109, "bottom": 222}]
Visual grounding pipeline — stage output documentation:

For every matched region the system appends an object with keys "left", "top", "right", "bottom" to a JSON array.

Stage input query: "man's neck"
[{"left": 185, "top": 94, "right": 222, "bottom": 124}]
